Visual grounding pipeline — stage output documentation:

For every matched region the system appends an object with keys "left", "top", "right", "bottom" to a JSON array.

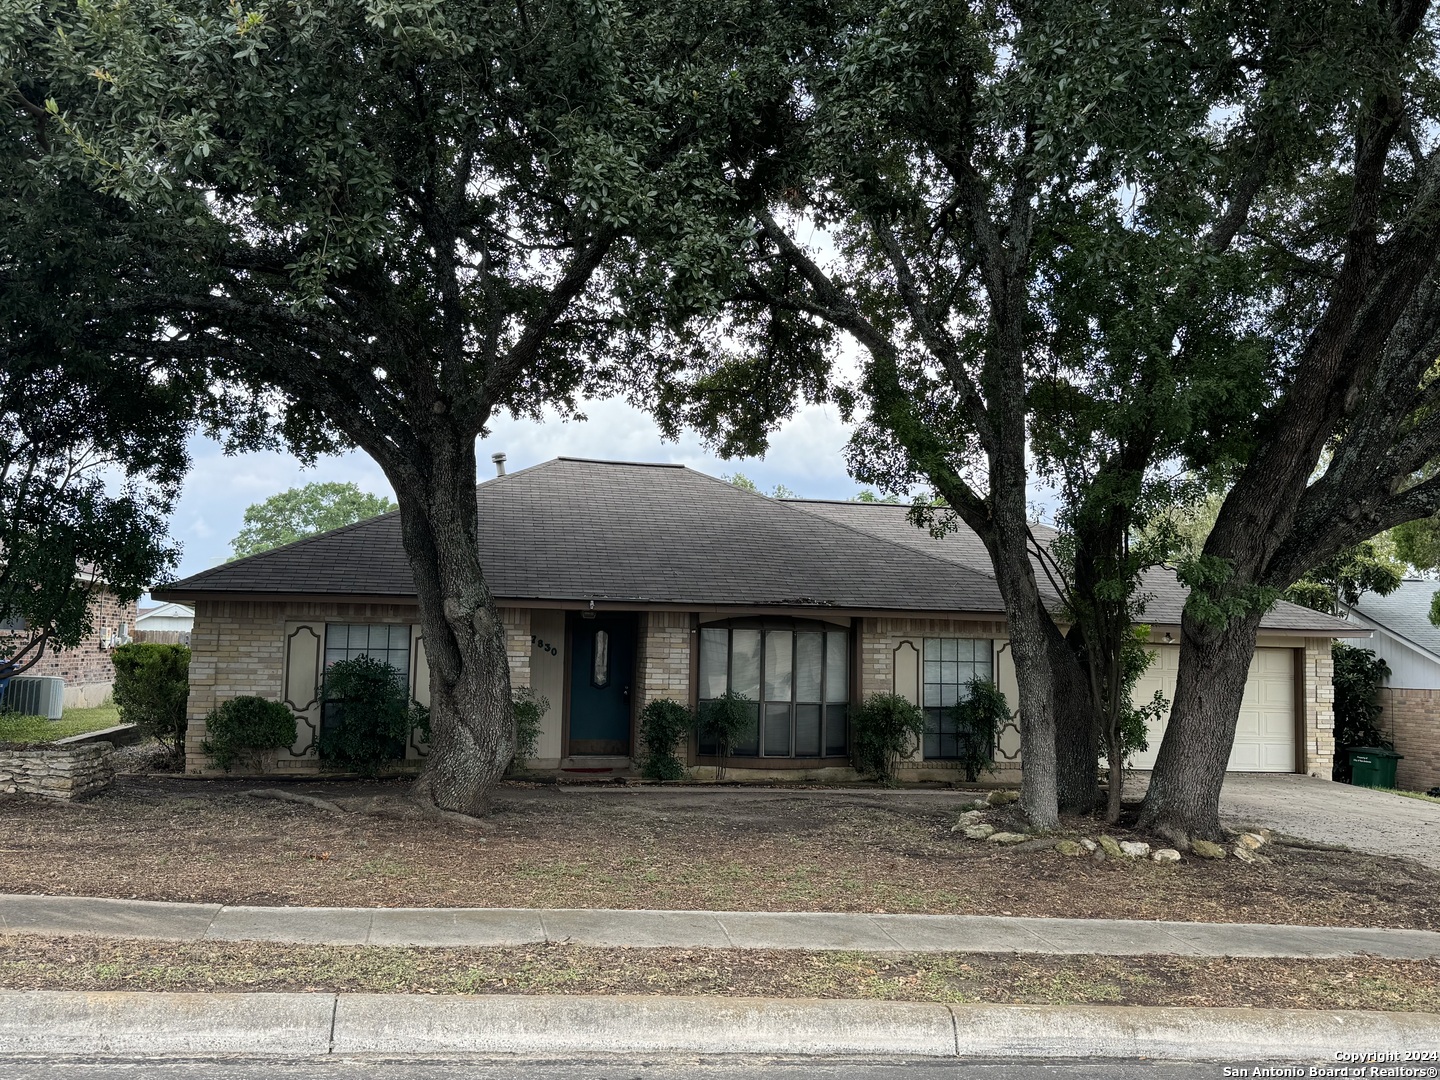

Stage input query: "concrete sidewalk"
[
  {"left": 1, "top": 990, "right": 1437, "bottom": 1061},
  {"left": 3, "top": 893, "right": 1439, "bottom": 959}
]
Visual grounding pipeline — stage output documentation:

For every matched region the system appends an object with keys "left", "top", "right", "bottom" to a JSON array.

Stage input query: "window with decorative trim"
[
  {"left": 698, "top": 621, "right": 849, "bottom": 758},
  {"left": 324, "top": 623, "right": 411, "bottom": 678},
  {"left": 922, "top": 638, "right": 994, "bottom": 759}
]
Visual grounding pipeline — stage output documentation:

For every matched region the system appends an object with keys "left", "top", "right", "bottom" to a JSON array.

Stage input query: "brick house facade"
[
  {"left": 156, "top": 458, "right": 1355, "bottom": 781},
  {"left": 2, "top": 586, "right": 137, "bottom": 709}
]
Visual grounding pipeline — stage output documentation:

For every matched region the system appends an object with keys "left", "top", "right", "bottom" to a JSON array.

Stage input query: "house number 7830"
[{"left": 531, "top": 635, "right": 558, "bottom": 656}]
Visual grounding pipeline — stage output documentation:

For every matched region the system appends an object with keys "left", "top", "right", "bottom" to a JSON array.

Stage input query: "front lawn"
[
  {"left": 2, "top": 778, "right": 1438, "bottom": 930},
  {"left": 1, "top": 934, "right": 1436, "bottom": 1012},
  {"left": 0, "top": 703, "right": 124, "bottom": 745}
]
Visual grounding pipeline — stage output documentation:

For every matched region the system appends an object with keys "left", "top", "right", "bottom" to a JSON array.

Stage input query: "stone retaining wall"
[{"left": 0, "top": 743, "right": 114, "bottom": 801}]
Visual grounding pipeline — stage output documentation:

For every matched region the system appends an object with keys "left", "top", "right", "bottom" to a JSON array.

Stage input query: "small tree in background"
[
  {"left": 1331, "top": 644, "right": 1392, "bottom": 782},
  {"left": 229, "top": 482, "right": 396, "bottom": 560},
  {"left": 111, "top": 643, "right": 191, "bottom": 764},
  {"left": 697, "top": 692, "right": 754, "bottom": 781},
  {"left": 851, "top": 693, "right": 924, "bottom": 786},
  {"left": 318, "top": 656, "right": 422, "bottom": 774},
  {"left": 639, "top": 698, "right": 693, "bottom": 781}
]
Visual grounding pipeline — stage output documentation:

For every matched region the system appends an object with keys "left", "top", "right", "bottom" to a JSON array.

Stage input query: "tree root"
[
  {"left": 243, "top": 786, "right": 489, "bottom": 833},
  {"left": 243, "top": 788, "right": 347, "bottom": 814}
]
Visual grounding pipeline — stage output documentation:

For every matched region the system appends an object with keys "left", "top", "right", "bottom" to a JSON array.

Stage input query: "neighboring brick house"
[
  {"left": 1343, "top": 580, "right": 1440, "bottom": 793},
  {"left": 1, "top": 584, "right": 137, "bottom": 709},
  {"left": 154, "top": 458, "right": 1357, "bottom": 780}
]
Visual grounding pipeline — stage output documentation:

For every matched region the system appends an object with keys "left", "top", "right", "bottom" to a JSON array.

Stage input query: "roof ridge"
[
  {"left": 683, "top": 469, "right": 1013, "bottom": 590},
  {"left": 554, "top": 457, "right": 686, "bottom": 468}
]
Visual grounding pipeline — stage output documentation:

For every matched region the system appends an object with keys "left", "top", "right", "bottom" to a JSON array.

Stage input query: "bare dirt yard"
[
  {"left": 2, "top": 934, "right": 1436, "bottom": 1012},
  {"left": 2, "top": 777, "right": 1438, "bottom": 929}
]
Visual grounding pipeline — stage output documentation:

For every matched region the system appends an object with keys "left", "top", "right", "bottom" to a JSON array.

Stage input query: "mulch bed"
[
  {"left": 1, "top": 776, "right": 1437, "bottom": 929},
  {"left": 2, "top": 933, "right": 1436, "bottom": 1011}
]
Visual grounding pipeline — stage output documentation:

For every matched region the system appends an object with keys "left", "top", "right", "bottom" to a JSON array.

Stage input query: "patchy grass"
[
  {"left": 0, "top": 934, "right": 1436, "bottom": 1012},
  {"left": 1383, "top": 788, "right": 1440, "bottom": 805},
  {"left": 0, "top": 703, "right": 124, "bottom": 745},
  {"left": 3, "top": 778, "right": 1439, "bottom": 930}
]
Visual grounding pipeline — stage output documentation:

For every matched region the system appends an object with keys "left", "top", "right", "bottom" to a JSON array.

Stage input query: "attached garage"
[{"left": 1129, "top": 646, "right": 1297, "bottom": 773}]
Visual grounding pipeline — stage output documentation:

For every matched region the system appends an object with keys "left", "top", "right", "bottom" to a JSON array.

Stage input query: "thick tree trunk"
[
  {"left": 1050, "top": 624, "right": 1100, "bottom": 815},
  {"left": 1137, "top": 608, "right": 1262, "bottom": 845},
  {"left": 988, "top": 516, "right": 1061, "bottom": 830},
  {"left": 385, "top": 433, "right": 514, "bottom": 816}
]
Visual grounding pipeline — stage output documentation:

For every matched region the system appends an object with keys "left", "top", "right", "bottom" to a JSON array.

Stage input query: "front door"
[{"left": 568, "top": 614, "right": 637, "bottom": 756}]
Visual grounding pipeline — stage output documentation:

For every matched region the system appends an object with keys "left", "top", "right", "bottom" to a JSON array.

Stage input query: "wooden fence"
[{"left": 132, "top": 630, "right": 192, "bottom": 646}]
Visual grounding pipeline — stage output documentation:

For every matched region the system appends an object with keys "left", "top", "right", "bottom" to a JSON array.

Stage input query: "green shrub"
[
  {"left": 851, "top": 693, "right": 924, "bottom": 784},
  {"left": 509, "top": 688, "right": 549, "bottom": 773},
  {"left": 948, "top": 677, "right": 1009, "bottom": 782},
  {"left": 696, "top": 691, "right": 753, "bottom": 780},
  {"left": 317, "top": 655, "right": 422, "bottom": 773},
  {"left": 111, "top": 642, "right": 191, "bottom": 761},
  {"left": 1332, "top": 642, "right": 1391, "bottom": 781},
  {"left": 639, "top": 698, "right": 692, "bottom": 781},
  {"left": 201, "top": 696, "right": 297, "bottom": 772}
]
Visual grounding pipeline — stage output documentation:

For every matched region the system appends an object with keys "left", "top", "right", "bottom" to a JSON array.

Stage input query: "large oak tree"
[{"left": 29, "top": 0, "right": 803, "bottom": 811}]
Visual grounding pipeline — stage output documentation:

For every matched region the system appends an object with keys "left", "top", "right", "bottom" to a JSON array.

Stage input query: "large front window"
[
  {"left": 698, "top": 622, "right": 849, "bottom": 758},
  {"left": 324, "top": 623, "right": 410, "bottom": 679},
  {"left": 923, "top": 638, "right": 993, "bottom": 759}
]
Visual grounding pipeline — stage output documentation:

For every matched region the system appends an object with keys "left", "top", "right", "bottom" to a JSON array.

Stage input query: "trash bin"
[{"left": 1348, "top": 746, "right": 1403, "bottom": 789}]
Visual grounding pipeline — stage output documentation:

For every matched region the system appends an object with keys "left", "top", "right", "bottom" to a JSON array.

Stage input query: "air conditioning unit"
[{"left": 1, "top": 676, "right": 65, "bottom": 720}]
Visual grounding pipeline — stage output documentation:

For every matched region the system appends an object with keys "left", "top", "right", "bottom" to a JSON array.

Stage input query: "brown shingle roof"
[
  {"left": 785, "top": 498, "right": 1356, "bottom": 634},
  {"left": 155, "top": 458, "right": 1355, "bottom": 633}
]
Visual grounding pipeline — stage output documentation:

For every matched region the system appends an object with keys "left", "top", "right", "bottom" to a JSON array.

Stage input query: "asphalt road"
[{"left": 0, "top": 1057, "right": 1295, "bottom": 1080}]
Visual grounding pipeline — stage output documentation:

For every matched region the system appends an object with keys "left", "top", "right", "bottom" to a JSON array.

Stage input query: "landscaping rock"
[
  {"left": 1090, "top": 847, "right": 1106, "bottom": 863},
  {"left": 987, "top": 831, "right": 1030, "bottom": 845},
  {"left": 1237, "top": 832, "right": 1267, "bottom": 851},
  {"left": 1054, "top": 839, "right": 1087, "bottom": 857},
  {"left": 1011, "top": 838, "right": 1057, "bottom": 853},
  {"left": 962, "top": 798, "right": 990, "bottom": 810},
  {"left": 986, "top": 789, "right": 1021, "bottom": 807},
  {"left": 951, "top": 810, "right": 987, "bottom": 830},
  {"left": 1096, "top": 835, "right": 1124, "bottom": 859},
  {"left": 963, "top": 824, "right": 996, "bottom": 840},
  {"left": 1191, "top": 839, "right": 1226, "bottom": 859},
  {"left": 1151, "top": 848, "right": 1181, "bottom": 863},
  {"left": 1118, "top": 841, "right": 1151, "bottom": 859},
  {"left": 1080, "top": 838, "right": 1098, "bottom": 853},
  {"left": 1233, "top": 846, "right": 1265, "bottom": 865}
]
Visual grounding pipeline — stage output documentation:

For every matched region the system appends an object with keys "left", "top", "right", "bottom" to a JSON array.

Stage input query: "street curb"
[{"left": 0, "top": 991, "right": 1436, "bottom": 1060}]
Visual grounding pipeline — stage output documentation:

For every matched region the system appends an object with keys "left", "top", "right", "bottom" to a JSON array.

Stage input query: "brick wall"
[
  {"left": 1381, "top": 687, "right": 1440, "bottom": 792},
  {"left": 2, "top": 588, "right": 139, "bottom": 708},
  {"left": 637, "top": 612, "right": 691, "bottom": 710},
  {"left": 860, "top": 616, "right": 1018, "bottom": 781},
  {"left": 184, "top": 599, "right": 422, "bottom": 774},
  {"left": 1302, "top": 638, "right": 1336, "bottom": 779},
  {"left": 501, "top": 608, "right": 531, "bottom": 692}
]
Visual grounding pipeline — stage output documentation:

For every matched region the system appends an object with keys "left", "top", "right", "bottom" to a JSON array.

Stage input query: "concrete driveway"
[{"left": 1214, "top": 773, "right": 1440, "bottom": 869}]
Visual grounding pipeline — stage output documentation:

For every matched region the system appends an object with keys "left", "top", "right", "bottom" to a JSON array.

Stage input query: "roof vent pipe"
[{"left": 491, "top": 452, "right": 507, "bottom": 477}]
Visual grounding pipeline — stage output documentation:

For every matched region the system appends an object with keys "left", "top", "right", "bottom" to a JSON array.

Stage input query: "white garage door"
[{"left": 1127, "top": 646, "right": 1295, "bottom": 773}]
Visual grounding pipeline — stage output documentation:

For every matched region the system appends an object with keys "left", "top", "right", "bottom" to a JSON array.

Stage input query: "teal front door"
[{"left": 568, "top": 614, "right": 637, "bottom": 756}]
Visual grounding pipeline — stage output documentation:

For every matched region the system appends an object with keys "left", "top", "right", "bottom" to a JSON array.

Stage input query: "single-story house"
[
  {"left": 1342, "top": 578, "right": 1440, "bottom": 792},
  {"left": 136, "top": 602, "right": 195, "bottom": 635},
  {"left": 1, "top": 578, "right": 137, "bottom": 710},
  {"left": 153, "top": 457, "right": 1357, "bottom": 780}
]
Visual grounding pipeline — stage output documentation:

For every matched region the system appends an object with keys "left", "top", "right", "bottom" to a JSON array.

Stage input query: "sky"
[{"left": 164, "top": 394, "right": 867, "bottom": 582}]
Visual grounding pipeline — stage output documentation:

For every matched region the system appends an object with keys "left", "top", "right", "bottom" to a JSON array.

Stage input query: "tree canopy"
[
  {"left": 230, "top": 482, "right": 396, "bottom": 560},
  {"left": 26, "top": 0, "right": 807, "bottom": 811}
]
